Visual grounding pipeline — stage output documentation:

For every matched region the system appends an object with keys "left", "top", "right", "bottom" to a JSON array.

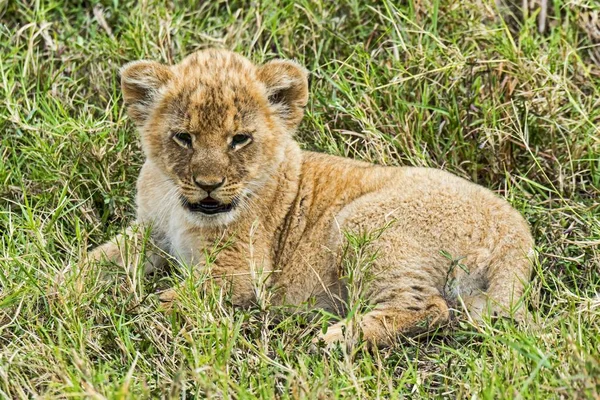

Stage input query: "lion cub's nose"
[{"left": 194, "top": 177, "right": 225, "bottom": 193}]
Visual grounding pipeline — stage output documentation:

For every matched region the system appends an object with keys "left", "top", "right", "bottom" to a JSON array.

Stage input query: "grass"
[{"left": 1, "top": 0, "right": 599, "bottom": 398}]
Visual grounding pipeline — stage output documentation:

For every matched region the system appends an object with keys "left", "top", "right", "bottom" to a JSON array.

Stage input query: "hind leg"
[
  {"left": 461, "top": 256, "right": 532, "bottom": 322},
  {"left": 319, "top": 292, "right": 449, "bottom": 347},
  {"left": 474, "top": 273, "right": 529, "bottom": 321}
]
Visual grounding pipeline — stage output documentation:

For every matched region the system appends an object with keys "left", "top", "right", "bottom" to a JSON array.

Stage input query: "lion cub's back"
[
  {"left": 338, "top": 166, "right": 528, "bottom": 237},
  {"left": 334, "top": 166, "right": 533, "bottom": 286}
]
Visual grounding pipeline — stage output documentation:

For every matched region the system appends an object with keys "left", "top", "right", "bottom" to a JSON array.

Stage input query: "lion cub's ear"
[
  {"left": 257, "top": 59, "right": 309, "bottom": 131},
  {"left": 119, "top": 60, "right": 173, "bottom": 125}
]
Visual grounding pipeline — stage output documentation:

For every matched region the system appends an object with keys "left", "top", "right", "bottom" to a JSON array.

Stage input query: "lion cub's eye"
[
  {"left": 172, "top": 132, "right": 193, "bottom": 148},
  {"left": 230, "top": 133, "right": 252, "bottom": 149}
]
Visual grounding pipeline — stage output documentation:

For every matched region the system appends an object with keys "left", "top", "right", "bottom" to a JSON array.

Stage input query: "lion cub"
[{"left": 91, "top": 49, "right": 534, "bottom": 346}]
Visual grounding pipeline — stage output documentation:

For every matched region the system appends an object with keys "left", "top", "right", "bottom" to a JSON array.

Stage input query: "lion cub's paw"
[
  {"left": 312, "top": 321, "right": 361, "bottom": 351},
  {"left": 316, "top": 321, "right": 347, "bottom": 345},
  {"left": 87, "top": 241, "right": 121, "bottom": 264},
  {"left": 158, "top": 288, "right": 177, "bottom": 311}
]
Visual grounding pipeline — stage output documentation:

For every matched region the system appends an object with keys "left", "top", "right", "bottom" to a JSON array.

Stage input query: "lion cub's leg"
[
  {"left": 461, "top": 262, "right": 531, "bottom": 322},
  {"left": 319, "top": 290, "right": 450, "bottom": 347},
  {"left": 88, "top": 225, "right": 165, "bottom": 274}
]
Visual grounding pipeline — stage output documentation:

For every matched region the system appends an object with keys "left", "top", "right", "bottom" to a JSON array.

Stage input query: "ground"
[{"left": 1, "top": 0, "right": 599, "bottom": 398}]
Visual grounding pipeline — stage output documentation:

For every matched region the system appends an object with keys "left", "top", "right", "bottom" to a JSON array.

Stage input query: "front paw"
[
  {"left": 158, "top": 288, "right": 177, "bottom": 311},
  {"left": 87, "top": 242, "right": 123, "bottom": 265},
  {"left": 313, "top": 321, "right": 359, "bottom": 350}
]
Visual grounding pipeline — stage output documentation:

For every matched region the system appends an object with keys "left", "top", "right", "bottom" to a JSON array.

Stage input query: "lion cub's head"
[{"left": 120, "top": 49, "right": 308, "bottom": 225}]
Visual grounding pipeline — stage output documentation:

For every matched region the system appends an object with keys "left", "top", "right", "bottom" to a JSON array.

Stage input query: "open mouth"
[{"left": 184, "top": 196, "right": 234, "bottom": 215}]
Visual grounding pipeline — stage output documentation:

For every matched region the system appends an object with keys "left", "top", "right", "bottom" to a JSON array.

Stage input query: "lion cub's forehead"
[
  {"left": 179, "top": 49, "right": 256, "bottom": 76},
  {"left": 164, "top": 51, "right": 265, "bottom": 133}
]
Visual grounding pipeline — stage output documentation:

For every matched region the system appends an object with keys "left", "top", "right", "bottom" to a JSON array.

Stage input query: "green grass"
[{"left": 1, "top": 0, "right": 599, "bottom": 398}]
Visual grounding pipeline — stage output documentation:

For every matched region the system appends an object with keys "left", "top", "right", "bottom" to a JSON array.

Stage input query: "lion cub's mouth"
[{"left": 183, "top": 196, "right": 234, "bottom": 215}]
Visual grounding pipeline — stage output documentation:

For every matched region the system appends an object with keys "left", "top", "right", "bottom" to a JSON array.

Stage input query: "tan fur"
[{"left": 90, "top": 49, "right": 534, "bottom": 346}]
